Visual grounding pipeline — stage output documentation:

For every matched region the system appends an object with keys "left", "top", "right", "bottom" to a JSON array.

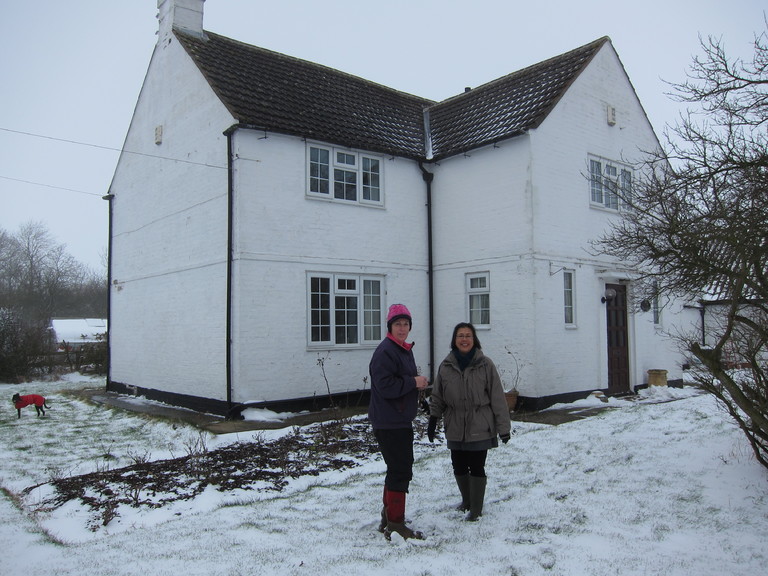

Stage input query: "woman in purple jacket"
[{"left": 368, "top": 303, "right": 429, "bottom": 540}]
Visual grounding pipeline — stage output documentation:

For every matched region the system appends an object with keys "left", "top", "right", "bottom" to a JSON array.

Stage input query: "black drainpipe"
[
  {"left": 225, "top": 129, "right": 235, "bottom": 410},
  {"left": 223, "top": 123, "right": 272, "bottom": 411},
  {"left": 101, "top": 192, "right": 114, "bottom": 391},
  {"left": 418, "top": 163, "right": 435, "bottom": 382}
]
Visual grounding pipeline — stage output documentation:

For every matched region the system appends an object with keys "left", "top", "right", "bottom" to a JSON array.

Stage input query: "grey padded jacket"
[{"left": 429, "top": 348, "right": 511, "bottom": 443}]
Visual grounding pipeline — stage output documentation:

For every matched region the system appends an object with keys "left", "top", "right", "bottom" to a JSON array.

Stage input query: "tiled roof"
[
  {"left": 175, "top": 31, "right": 433, "bottom": 160},
  {"left": 175, "top": 30, "right": 608, "bottom": 161},
  {"left": 428, "top": 37, "right": 608, "bottom": 160}
]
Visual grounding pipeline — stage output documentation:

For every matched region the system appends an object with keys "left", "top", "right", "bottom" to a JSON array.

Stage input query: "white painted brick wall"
[
  {"left": 220, "top": 130, "right": 430, "bottom": 402},
  {"left": 110, "top": 35, "right": 234, "bottom": 400},
  {"left": 428, "top": 43, "right": 695, "bottom": 398}
]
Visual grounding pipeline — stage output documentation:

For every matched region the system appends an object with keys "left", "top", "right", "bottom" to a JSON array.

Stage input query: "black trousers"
[
  {"left": 374, "top": 427, "right": 414, "bottom": 492},
  {"left": 450, "top": 449, "right": 488, "bottom": 478}
]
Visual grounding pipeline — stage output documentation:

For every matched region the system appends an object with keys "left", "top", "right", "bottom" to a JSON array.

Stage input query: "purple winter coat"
[{"left": 368, "top": 334, "right": 420, "bottom": 430}]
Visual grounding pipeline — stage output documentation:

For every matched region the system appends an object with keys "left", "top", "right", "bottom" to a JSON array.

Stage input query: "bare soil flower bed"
[{"left": 24, "top": 418, "right": 380, "bottom": 531}]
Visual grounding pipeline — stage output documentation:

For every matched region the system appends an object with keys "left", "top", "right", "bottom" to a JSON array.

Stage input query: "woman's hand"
[{"left": 427, "top": 416, "right": 438, "bottom": 442}]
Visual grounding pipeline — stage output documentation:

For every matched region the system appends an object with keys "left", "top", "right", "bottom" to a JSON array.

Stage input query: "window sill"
[
  {"left": 307, "top": 343, "right": 379, "bottom": 351},
  {"left": 306, "top": 193, "right": 385, "bottom": 209}
]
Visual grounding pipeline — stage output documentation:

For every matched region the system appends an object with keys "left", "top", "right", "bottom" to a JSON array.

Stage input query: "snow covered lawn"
[{"left": 2, "top": 374, "right": 767, "bottom": 575}]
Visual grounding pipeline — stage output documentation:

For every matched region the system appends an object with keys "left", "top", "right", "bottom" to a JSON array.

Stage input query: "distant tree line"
[{"left": 0, "top": 221, "right": 107, "bottom": 381}]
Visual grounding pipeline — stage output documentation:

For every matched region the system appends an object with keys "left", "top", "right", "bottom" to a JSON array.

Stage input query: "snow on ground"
[{"left": 1, "top": 374, "right": 767, "bottom": 576}]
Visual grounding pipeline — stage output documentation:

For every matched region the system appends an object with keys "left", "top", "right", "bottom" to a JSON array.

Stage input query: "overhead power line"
[
  {"left": 0, "top": 126, "right": 228, "bottom": 170},
  {"left": 0, "top": 126, "right": 122, "bottom": 154},
  {"left": 0, "top": 175, "right": 102, "bottom": 197}
]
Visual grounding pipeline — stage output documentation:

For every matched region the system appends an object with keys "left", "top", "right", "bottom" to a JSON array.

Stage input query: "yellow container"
[{"left": 647, "top": 369, "right": 668, "bottom": 386}]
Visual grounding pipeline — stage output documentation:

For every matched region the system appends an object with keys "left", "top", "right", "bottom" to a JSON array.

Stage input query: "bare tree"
[
  {"left": 592, "top": 25, "right": 768, "bottom": 468},
  {"left": 0, "top": 221, "right": 107, "bottom": 379},
  {"left": 0, "top": 221, "right": 104, "bottom": 317},
  {"left": 0, "top": 229, "right": 14, "bottom": 301}
]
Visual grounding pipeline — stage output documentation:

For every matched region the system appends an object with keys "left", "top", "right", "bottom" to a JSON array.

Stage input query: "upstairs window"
[
  {"left": 334, "top": 152, "right": 357, "bottom": 201},
  {"left": 362, "top": 157, "right": 381, "bottom": 202},
  {"left": 619, "top": 168, "right": 632, "bottom": 208},
  {"left": 467, "top": 272, "right": 490, "bottom": 327},
  {"left": 308, "top": 145, "right": 383, "bottom": 206},
  {"left": 309, "top": 147, "right": 330, "bottom": 195},
  {"left": 589, "top": 156, "right": 632, "bottom": 211}
]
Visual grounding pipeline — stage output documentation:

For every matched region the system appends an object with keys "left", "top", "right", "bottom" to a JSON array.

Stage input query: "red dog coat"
[{"left": 14, "top": 394, "right": 47, "bottom": 409}]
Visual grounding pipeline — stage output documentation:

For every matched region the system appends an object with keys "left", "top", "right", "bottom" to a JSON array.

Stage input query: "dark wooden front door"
[{"left": 606, "top": 283, "right": 630, "bottom": 394}]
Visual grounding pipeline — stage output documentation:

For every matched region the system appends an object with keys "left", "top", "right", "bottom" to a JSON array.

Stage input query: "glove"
[
  {"left": 500, "top": 434, "right": 510, "bottom": 444},
  {"left": 427, "top": 416, "right": 438, "bottom": 443}
]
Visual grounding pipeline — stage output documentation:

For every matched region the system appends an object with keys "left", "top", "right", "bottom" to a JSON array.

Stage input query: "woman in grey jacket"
[{"left": 428, "top": 322, "right": 511, "bottom": 521}]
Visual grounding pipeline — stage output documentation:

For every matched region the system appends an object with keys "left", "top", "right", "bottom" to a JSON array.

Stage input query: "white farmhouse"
[{"left": 106, "top": 0, "right": 697, "bottom": 415}]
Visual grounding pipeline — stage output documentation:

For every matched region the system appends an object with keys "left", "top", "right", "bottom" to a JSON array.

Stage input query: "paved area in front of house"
[
  {"left": 74, "top": 388, "right": 373, "bottom": 433},
  {"left": 73, "top": 387, "right": 635, "bottom": 433}
]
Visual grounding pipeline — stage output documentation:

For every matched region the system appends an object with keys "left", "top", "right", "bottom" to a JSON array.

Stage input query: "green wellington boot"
[
  {"left": 454, "top": 474, "right": 470, "bottom": 512},
  {"left": 466, "top": 476, "right": 487, "bottom": 521}
]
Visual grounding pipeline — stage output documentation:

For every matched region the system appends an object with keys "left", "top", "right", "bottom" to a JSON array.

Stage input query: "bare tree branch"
[{"left": 593, "top": 23, "right": 768, "bottom": 469}]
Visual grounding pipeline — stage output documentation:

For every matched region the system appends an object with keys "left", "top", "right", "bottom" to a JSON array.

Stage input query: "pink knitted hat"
[{"left": 386, "top": 303, "right": 412, "bottom": 331}]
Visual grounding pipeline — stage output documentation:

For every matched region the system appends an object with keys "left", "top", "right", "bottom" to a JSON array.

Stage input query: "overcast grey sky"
[{"left": 0, "top": 0, "right": 764, "bottom": 270}]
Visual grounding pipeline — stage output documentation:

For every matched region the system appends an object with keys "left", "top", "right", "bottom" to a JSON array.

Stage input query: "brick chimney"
[{"left": 157, "top": 0, "right": 205, "bottom": 41}]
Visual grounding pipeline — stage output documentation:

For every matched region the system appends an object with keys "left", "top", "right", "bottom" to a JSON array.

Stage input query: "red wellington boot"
[
  {"left": 378, "top": 485, "right": 388, "bottom": 532},
  {"left": 383, "top": 489, "right": 424, "bottom": 540}
]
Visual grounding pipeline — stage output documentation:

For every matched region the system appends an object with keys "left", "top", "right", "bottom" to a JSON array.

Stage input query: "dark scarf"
[{"left": 452, "top": 347, "right": 476, "bottom": 372}]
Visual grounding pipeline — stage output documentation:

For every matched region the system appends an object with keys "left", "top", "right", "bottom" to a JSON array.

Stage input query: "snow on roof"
[{"left": 51, "top": 318, "right": 107, "bottom": 344}]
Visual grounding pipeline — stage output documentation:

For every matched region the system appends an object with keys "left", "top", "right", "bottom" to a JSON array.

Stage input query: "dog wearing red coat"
[{"left": 12, "top": 393, "right": 50, "bottom": 418}]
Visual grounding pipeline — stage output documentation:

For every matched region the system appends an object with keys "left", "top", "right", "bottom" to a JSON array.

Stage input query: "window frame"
[
  {"left": 563, "top": 269, "right": 576, "bottom": 326},
  {"left": 589, "top": 155, "right": 633, "bottom": 212},
  {"left": 307, "top": 273, "right": 384, "bottom": 348},
  {"left": 652, "top": 281, "right": 661, "bottom": 326},
  {"left": 309, "top": 146, "right": 330, "bottom": 196},
  {"left": 307, "top": 144, "right": 384, "bottom": 207},
  {"left": 466, "top": 272, "right": 491, "bottom": 328}
]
